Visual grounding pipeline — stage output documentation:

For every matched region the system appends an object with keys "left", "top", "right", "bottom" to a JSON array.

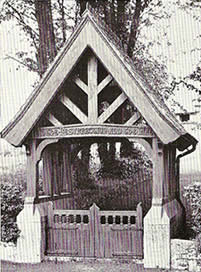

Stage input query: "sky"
[{"left": 0, "top": 0, "right": 200, "bottom": 173}]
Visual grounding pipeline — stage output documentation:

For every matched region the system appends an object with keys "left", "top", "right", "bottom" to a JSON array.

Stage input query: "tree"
[
  {"left": 75, "top": 0, "right": 153, "bottom": 58},
  {"left": 0, "top": 0, "right": 76, "bottom": 76},
  {"left": 35, "top": 0, "right": 57, "bottom": 76}
]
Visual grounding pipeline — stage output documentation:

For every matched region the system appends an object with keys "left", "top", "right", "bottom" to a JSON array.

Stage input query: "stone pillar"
[{"left": 15, "top": 201, "right": 51, "bottom": 263}]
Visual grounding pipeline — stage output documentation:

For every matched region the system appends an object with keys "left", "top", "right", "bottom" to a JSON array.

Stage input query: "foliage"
[
  {"left": 72, "top": 149, "right": 152, "bottom": 213},
  {"left": 183, "top": 181, "right": 201, "bottom": 251},
  {"left": 1, "top": 178, "right": 25, "bottom": 243},
  {"left": 183, "top": 181, "right": 201, "bottom": 234},
  {"left": 0, "top": 0, "right": 76, "bottom": 75},
  {"left": 0, "top": 0, "right": 169, "bottom": 89}
]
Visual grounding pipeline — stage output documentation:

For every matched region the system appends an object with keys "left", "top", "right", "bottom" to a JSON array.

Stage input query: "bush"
[
  {"left": 183, "top": 181, "right": 201, "bottom": 252},
  {"left": 1, "top": 179, "right": 25, "bottom": 244},
  {"left": 72, "top": 154, "right": 152, "bottom": 212}
]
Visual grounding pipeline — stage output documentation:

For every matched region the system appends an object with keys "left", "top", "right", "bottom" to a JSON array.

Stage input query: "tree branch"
[
  {"left": 7, "top": 2, "right": 39, "bottom": 38},
  {"left": 5, "top": 54, "right": 39, "bottom": 73}
]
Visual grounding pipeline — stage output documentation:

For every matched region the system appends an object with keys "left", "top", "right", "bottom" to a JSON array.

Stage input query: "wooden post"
[
  {"left": 90, "top": 203, "right": 100, "bottom": 257},
  {"left": 42, "top": 148, "right": 53, "bottom": 196},
  {"left": 26, "top": 140, "right": 38, "bottom": 202},
  {"left": 62, "top": 145, "right": 73, "bottom": 193},
  {"left": 52, "top": 151, "right": 60, "bottom": 195},
  {"left": 88, "top": 54, "right": 98, "bottom": 123},
  {"left": 152, "top": 137, "right": 164, "bottom": 205},
  {"left": 136, "top": 202, "right": 142, "bottom": 229},
  {"left": 163, "top": 146, "right": 169, "bottom": 202}
]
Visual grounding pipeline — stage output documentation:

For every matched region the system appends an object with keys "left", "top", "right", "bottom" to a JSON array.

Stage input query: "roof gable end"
[{"left": 1, "top": 10, "right": 197, "bottom": 150}]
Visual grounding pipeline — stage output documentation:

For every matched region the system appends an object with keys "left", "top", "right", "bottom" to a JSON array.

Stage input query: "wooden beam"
[
  {"left": 152, "top": 138, "right": 164, "bottom": 205},
  {"left": 42, "top": 148, "right": 52, "bottom": 196},
  {"left": 73, "top": 76, "right": 88, "bottom": 95},
  {"left": 59, "top": 94, "right": 88, "bottom": 124},
  {"left": 88, "top": 55, "right": 98, "bottom": 123},
  {"left": 97, "top": 74, "right": 113, "bottom": 94},
  {"left": 62, "top": 145, "right": 73, "bottom": 193},
  {"left": 46, "top": 112, "right": 63, "bottom": 126},
  {"left": 125, "top": 112, "right": 141, "bottom": 126},
  {"left": 32, "top": 124, "right": 155, "bottom": 139},
  {"left": 36, "top": 139, "right": 59, "bottom": 163},
  {"left": 26, "top": 140, "right": 38, "bottom": 200},
  {"left": 98, "top": 93, "right": 127, "bottom": 123}
]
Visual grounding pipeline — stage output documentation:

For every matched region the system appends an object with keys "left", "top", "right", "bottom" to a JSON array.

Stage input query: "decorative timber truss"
[{"left": 32, "top": 51, "right": 154, "bottom": 140}]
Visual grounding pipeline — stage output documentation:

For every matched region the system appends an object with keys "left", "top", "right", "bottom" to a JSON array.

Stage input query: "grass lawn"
[{"left": 1, "top": 260, "right": 167, "bottom": 272}]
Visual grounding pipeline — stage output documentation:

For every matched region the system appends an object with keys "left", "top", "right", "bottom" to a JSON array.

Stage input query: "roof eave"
[{"left": 172, "top": 133, "right": 198, "bottom": 151}]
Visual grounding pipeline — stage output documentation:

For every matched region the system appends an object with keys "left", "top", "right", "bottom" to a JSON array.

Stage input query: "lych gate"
[{"left": 1, "top": 7, "right": 197, "bottom": 269}]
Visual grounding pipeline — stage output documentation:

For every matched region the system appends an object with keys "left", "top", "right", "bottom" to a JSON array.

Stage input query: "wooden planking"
[
  {"left": 125, "top": 112, "right": 141, "bottom": 126},
  {"left": 62, "top": 147, "right": 73, "bottom": 193},
  {"left": 88, "top": 55, "right": 98, "bottom": 123},
  {"left": 97, "top": 74, "right": 113, "bottom": 94},
  {"left": 47, "top": 204, "right": 143, "bottom": 258},
  {"left": 73, "top": 76, "right": 88, "bottom": 95},
  {"left": 46, "top": 112, "right": 63, "bottom": 126},
  {"left": 98, "top": 93, "right": 127, "bottom": 123},
  {"left": 59, "top": 94, "right": 88, "bottom": 124}
]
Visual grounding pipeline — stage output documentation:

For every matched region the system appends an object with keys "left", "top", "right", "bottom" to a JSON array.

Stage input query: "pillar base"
[
  {"left": 143, "top": 198, "right": 184, "bottom": 269},
  {"left": 15, "top": 200, "right": 50, "bottom": 263}
]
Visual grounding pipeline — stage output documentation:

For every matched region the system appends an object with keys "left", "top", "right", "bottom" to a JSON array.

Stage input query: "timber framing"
[
  {"left": 0, "top": 7, "right": 197, "bottom": 150},
  {"left": 32, "top": 124, "right": 155, "bottom": 139}
]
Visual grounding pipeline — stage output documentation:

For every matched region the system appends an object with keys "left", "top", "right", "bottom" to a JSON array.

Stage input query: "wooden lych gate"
[
  {"left": 47, "top": 203, "right": 143, "bottom": 258},
  {"left": 1, "top": 6, "right": 197, "bottom": 268}
]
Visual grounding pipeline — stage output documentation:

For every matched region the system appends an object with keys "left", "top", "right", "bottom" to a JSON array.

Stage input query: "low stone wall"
[{"left": 171, "top": 239, "right": 201, "bottom": 271}]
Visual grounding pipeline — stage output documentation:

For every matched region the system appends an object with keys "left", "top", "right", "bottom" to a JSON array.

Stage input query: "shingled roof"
[{"left": 0, "top": 6, "right": 198, "bottom": 151}]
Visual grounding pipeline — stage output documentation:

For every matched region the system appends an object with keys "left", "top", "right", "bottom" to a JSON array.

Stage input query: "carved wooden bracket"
[{"left": 36, "top": 139, "right": 59, "bottom": 162}]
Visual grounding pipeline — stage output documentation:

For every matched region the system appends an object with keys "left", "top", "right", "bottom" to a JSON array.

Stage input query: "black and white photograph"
[{"left": 0, "top": 1, "right": 200, "bottom": 271}]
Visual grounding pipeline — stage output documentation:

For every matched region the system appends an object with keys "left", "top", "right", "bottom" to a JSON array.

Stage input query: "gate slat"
[{"left": 46, "top": 203, "right": 143, "bottom": 258}]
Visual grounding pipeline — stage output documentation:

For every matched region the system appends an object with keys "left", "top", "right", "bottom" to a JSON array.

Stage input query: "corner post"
[
  {"left": 16, "top": 139, "right": 58, "bottom": 263},
  {"left": 25, "top": 140, "right": 38, "bottom": 202},
  {"left": 144, "top": 138, "right": 171, "bottom": 269},
  {"left": 16, "top": 140, "right": 43, "bottom": 263}
]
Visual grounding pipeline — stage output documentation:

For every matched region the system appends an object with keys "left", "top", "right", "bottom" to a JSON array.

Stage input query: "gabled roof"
[{"left": 0, "top": 7, "right": 197, "bottom": 150}]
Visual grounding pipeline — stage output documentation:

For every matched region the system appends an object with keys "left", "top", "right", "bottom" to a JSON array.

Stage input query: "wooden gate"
[{"left": 46, "top": 203, "right": 143, "bottom": 258}]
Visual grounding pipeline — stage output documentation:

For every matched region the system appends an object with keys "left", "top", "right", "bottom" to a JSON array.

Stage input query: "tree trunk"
[
  {"left": 127, "top": 0, "right": 142, "bottom": 58},
  {"left": 60, "top": 0, "right": 66, "bottom": 44},
  {"left": 79, "top": 0, "right": 88, "bottom": 15},
  {"left": 116, "top": 0, "right": 128, "bottom": 43},
  {"left": 35, "top": 0, "right": 57, "bottom": 76}
]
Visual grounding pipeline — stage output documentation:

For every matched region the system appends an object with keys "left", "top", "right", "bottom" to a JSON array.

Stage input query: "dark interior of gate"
[{"left": 34, "top": 49, "right": 153, "bottom": 258}]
